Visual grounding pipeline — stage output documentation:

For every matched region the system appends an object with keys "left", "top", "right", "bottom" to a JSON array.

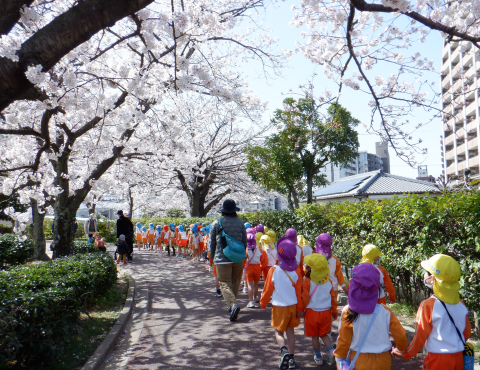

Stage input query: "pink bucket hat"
[
  {"left": 285, "top": 228, "right": 297, "bottom": 243},
  {"left": 247, "top": 234, "right": 256, "bottom": 249},
  {"left": 276, "top": 236, "right": 298, "bottom": 272},
  {"left": 256, "top": 224, "right": 265, "bottom": 234},
  {"left": 349, "top": 263, "right": 380, "bottom": 314},
  {"left": 316, "top": 233, "right": 333, "bottom": 259}
]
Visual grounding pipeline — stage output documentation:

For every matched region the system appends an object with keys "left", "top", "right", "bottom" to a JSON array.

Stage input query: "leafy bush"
[
  {"left": 0, "top": 234, "right": 34, "bottom": 269},
  {"left": 0, "top": 253, "right": 117, "bottom": 367},
  {"left": 70, "top": 240, "right": 100, "bottom": 255},
  {"left": 165, "top": 208, "right": 186, "bottom": 218},
  {"left": 0, "top": 225, "right": 13, "bottom": 234}
]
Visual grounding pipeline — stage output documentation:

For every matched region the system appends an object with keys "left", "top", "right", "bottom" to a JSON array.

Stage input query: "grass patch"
[
  {"left": 38, "top": 273, "right": 129, "bottom": 370},
  {"left": 387, "top": 302, "right": 417, "bottom": 327}
]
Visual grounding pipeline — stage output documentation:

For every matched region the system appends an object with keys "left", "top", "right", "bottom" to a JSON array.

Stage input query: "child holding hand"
[
  {"left": 245, "top": 233, "right": 268, "bottom": 308},
  {"left": 302, "top": 254, "right": 337, "bottom": 366},
  {"left": 260, "top": 237, "right": 303, "bottom": 370}
]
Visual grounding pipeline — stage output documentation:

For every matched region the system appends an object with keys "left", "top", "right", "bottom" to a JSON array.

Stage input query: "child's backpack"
[{"left": 96, "top": 238, "right": 105, "bottom": 248}]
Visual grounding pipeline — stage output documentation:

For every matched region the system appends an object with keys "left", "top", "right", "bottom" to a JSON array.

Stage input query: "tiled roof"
[
  {"left": 313, "top": 170, "right": 439, "bottom": 200},
  {"left": 362, "top": 173, "right": 439, "bottom": 195}
]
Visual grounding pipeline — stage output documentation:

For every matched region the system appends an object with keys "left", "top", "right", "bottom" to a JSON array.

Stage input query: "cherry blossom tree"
[
  {"left": 291, "top": 0, "right": 480, "bottom": 166},
  {"left": 0, "top": 0, "right": 281, "bottom": 257}
]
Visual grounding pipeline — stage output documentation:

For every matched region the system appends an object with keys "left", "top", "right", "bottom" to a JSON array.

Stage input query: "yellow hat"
[
  {"left": 264, "top": 226, "right": 269, "bottom": 233},
  {"left": 297, "top": 235, "right": 310, "bottom": 247},
  {"left": 361, "top": 244, "right": 383, "bottom": 264},
  {"left": 260, "top": 234, "right": 275, "bottom": 250},
  {"left": 267, "top": 230, "right": 277, "bottom": 244},
  {"left": 421, "top": 254, "right": 461, "bottom": 304},
  {"left": 304, "top": 254, "right": 330, "bottom": 285},
  {"left": 255, "top": 232, "right": 263, "bottom": 248}
]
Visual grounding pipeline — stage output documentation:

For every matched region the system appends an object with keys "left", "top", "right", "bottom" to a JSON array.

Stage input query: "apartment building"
[
  {"left": 321, "top": 149, "right": 386, "bottom": 183},
  {"left": 441, "top": 40, "right": 480, "bottom": 180}
]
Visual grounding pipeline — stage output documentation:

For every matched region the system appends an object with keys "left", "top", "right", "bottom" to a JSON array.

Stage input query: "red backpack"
[{"left": 96, "top": 239, "right": 105, "bottom": 248}]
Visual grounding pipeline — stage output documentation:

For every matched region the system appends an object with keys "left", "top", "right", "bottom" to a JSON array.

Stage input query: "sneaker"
[
  {"left": 254, "top": 296, "right": 259, "bottom": 303},
  {"left": 123, "top": 261, "right": 127, "bottom": 265},
  {"left": 242, "top": 287, "right": 248, "bottom": 293},
  {"left": 115, "top": 260, "right": 119, "bottom": 264},
  {"left": 279, "top": 349, "right": 291, "bottom": 369},
  {"left": 229, "top": 303, "right": 240, "bottom": 321},
  {"left": 247, "top": 301, "right": 255, "bottom": 308},
  {"left": 327, "top": 350, "right": 335, "bottom": 366},
  {"left": 227, "top": 306, "right": 232, "bottom": 313},
  {"left": 215, "top": 291, "right": 222, "bottom": 298},
  {"left": 288, "top": 358, "right": 295, "bottom": 369},
  {"left": 183, "top": 255, "right": 186, "bottom": 258},
  {"left": 313, "top": 354, "right": 323, "bottom": 365}
]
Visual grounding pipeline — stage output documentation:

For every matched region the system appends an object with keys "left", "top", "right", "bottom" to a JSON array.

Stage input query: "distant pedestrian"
[
  {"left": 209, "top": 199, "right": 247, "bottom": 322},
  {"left": 84, "top": 214, "right": 97, "bottom": 236},
  {"left": 260, "top": 236, "right": 303, "bottom": 370},
  {"left": 116, "top": 210, "right": 134, "bottom": 261},
  {"left": 115, "top": 235, "right": 129, "bottom": 265}
]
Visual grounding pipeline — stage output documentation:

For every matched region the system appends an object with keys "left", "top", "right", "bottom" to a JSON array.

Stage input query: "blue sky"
[{"left": 240, "top": 0, "right": 443, "bottom": 179}]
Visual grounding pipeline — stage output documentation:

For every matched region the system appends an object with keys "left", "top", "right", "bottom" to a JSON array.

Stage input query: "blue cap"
[{"left": 119, "top": 234, "right": 126, "bottom": 239}]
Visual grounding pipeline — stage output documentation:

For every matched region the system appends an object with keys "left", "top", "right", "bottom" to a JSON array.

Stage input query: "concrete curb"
[{"left": 82, "top": 270, "right": 135, "bottom": 370}]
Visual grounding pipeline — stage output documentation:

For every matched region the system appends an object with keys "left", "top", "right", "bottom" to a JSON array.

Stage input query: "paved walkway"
[{"left": 104, "top": 247, "right": 425, "bottom": 370}]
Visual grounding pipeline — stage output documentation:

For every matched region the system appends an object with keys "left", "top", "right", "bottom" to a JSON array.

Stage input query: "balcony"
[
  {"left": 469, "top": 156, "right": 479, "bottom": 167},
  {"left": 456, "top": 142, "right": 466, "bottom": 155},
  {"left": 463, "top": 53, "right": 473, "bottom": 68},
  {"left": 466, "top": 103, "right": 477, "bottom": 117},
  {"left": 453, "top": 78, "right": 463, "bottom": 93},
  {"left": 468, "top": 137, "right": 478, "bottom": 150},
  {"left": 446, "top": 165, "right": 456, "bottom": 175},
  {"left": 455, "top": 127, "right": 466, "bottom": 138},
  {"left": 445, "top": 148, "right": 456, "bottom": 160},
  {"left": 445, "top": 133, "right": 456, "bottom": 145},
  {"left": 442, "top": 93, "right": 452, "bottom": 104},
  {"left": 458, "top": 159, "right": 468, "bottom": 171},
  {"left": 442, "top": 76, "right": 451, "bottom": 89},
  {"left": 450, "top": 44, "right": 460, "bottom": 61},
  {"left": 467, "top": 120, "right": 478, "bottom": 132},
  {"left": 451, "top": 62, "right": 463, "bottom": 78}
]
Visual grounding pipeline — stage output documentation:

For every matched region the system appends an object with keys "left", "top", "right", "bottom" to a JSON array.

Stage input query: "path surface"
[{"left": 103, "top": 246, "right": 425, "bottom": 370}]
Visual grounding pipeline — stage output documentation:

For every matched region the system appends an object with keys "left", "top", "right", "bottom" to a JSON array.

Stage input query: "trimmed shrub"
[
  {"left": 0, "top": 234, "right": 34, "bottom": 269},
  {"left": 70, "top": 240, "right": 100, "bottom": 255},
  {"left": 0, "top": 225, "right": 13, "bottom": 234},
  {"left": 0, "top": 253, "right": 117, "bottom": 367}
]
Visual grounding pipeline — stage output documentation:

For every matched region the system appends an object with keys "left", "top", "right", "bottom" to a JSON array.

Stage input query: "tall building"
[
  {"left": 440, "top": 40, "right": 479, "bottom": 180},
  {"left": 376, "top": 141, "right": 390, "bottom": 173},
  {"left": 418, "top": 165, "right": 428, "bottom": 177},
  {"left": 321, "top": 150, "right": 385, "bottom": 183}
]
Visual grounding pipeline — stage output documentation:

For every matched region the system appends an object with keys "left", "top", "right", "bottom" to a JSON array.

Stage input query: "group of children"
[
  {"left": 227, "top": 223, "right": 471, "bottom": 370},
  {"left": 131, "top": 221, "right": 212, "bottom": 260}
]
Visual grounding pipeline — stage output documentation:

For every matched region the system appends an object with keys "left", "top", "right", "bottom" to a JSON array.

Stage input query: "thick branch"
[
  {"left": 0, "top": 0, "right": 154, "bottom": 112},
  {"left": 0, "top": 0, "right": 35, "bottom": 36}
]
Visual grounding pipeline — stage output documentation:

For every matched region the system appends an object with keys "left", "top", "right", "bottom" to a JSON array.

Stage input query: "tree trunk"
[
  {"left": 190, "top": 186, "right": 201, "bottom": 217},
  {"left": 51, "top": 204, "right": 77, "bottom": 259},
  {"left": 128, "top": 187, "right": 134, "bottom": 218},
  {"left": 30, "top": 198, "right": 50, "bottom": 261},
  {"left": 287, "top": 190, "right": 294, "bottom": 210},
  {"left": 306, "top": 173, "right": 314, "bottom": 204},
  {"left": 289, "top": 186, "right": 300, "bottom": 208}
]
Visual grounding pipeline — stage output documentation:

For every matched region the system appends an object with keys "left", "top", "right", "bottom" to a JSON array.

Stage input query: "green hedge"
[
  {"left": 143, "top": 192, "right": 480, "bottom": 312},
  {"left": 0, "top": 252, "right": 117, "bottom": 368},
  {"left": 44, "top": 219, "right": 117, "bottom": 242},
  {"left": 0, "top": 235, "right": 34, "bottom": 269}
]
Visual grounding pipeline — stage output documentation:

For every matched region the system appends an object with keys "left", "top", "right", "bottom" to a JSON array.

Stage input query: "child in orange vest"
[
  {"left": 245, "top": 234, "right": 268, "bottom": 308},
  {"left": 176, "top": 225, "right": 188, "bottom": 258},
  {"left": 135, "top": 222, "right": 142, "bottom": 251},
  {"left": 260, "top": 234, "right": 277, "bottom": 281},
  {"left": 285, "top": 228, "right": 304, "bottom": 281},
  {"left": 146, "top": 223, "right": 155, "bottom": 250},
  {"left": 141, "top": 226, "right": 148, "bottom": 249},
  {"left": 302, "top": 254, "right": 337, "bottom": 366},
  {"left": 392, "top": 254, "right": 471, "bottom": 370},
  {"left": 360, "top": 244, "right": 395, "bottom": 304},
  {"left": 154, "top": 225, "right": 162, "bottom": 252},
  {"left": 334, "top": 263, "right": 407, "bottom": 369},
  {"left": 162, "top": 225, "right": 175, "bottom": 256},
  {"left": 260, "top": 237, "right": 303, "bottom": 370}
]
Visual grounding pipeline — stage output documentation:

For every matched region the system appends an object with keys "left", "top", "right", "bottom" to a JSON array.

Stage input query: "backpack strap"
[
  {"left": 439, "top": 299, "right": 466, "bottom": 346},
  {"left": 282, "top": 269, "right": 296, "bottom": 287},
  {"left": 309, "top": 282, "right": 320, "bottom": 298},
  {"left": 349, "top": 304, "right": 380, "bottom": 370}
]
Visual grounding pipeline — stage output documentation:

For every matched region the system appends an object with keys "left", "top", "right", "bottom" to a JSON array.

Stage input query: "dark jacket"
[
  {"left": 209, "top": 216, "right": 247, "bottom": 264},
  {"left": 116, "top": 240, "right": 129, "bottom": 255},
  {"left": 116, "top": 216, "right": 133, "bottom": 239}
]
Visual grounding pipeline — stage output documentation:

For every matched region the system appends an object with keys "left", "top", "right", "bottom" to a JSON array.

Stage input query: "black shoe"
[
  {"left": 279, "top": 350, "right": 291, "bottom": 369},
  {"left": 288, "top": 358, "right": 295, "bottom": 369},
  {"left": 229, "top": 303, "right": 240, "bottom": 321}
]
